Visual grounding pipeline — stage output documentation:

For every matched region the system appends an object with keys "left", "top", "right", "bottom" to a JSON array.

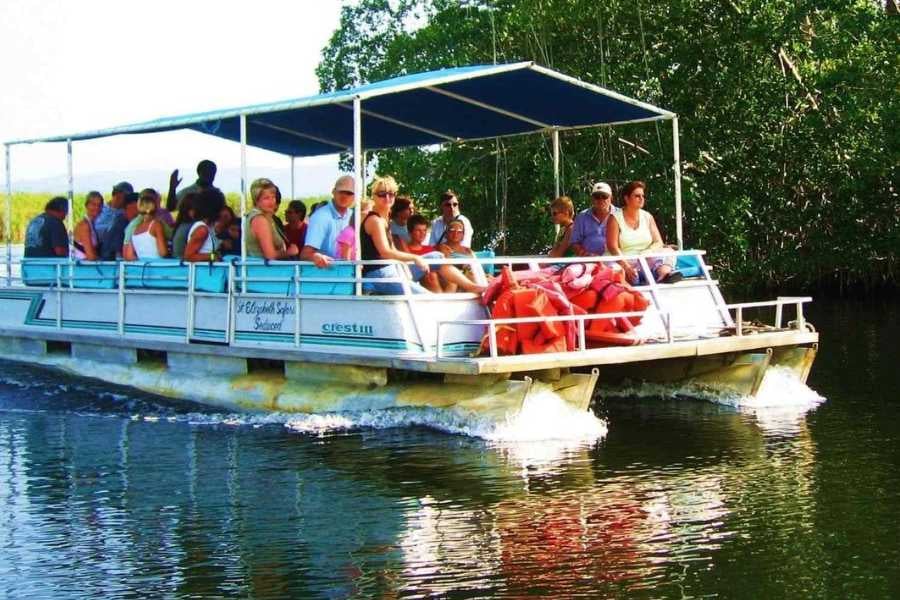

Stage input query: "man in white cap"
[
  {"left": 301, "top": 175, "right": 355, "bottom": 268},
  {"left": 570, "top": 182, "right": 619, "bottom": 256}
]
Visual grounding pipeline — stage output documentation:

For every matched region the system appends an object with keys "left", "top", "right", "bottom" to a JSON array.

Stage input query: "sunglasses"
[
  {"left": 591, "top": 193, "right": 611, "bottom": 200},
  {"left": 448, "top": 228, "right": 465, "bottom": 234},
  {"left": 375, "top": 191, "right": 397, "bottom": 198},
  {"left": 443, "top": 202, "right": 459, "bottom": 207}
]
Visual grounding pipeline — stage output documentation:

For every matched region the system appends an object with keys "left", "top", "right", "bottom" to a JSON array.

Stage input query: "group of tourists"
[
  {"left": 25, "top": 161, "right": 240, "bottom": 264},
  {"left": 23, "top": 160, "right": 679, "bottom": 295},
  {"left": 548, "top": 180, "right": 681, "bottom": 285},
  {"left": 22, "top": 162, "right": 487, "bottom": 295}
]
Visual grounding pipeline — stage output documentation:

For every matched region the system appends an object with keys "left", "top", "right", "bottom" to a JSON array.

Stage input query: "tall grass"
[{"left": 0, "top": 192, "right": 330, "bottom": 242}]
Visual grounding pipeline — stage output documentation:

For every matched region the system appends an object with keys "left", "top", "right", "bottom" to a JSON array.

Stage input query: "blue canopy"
[{"left": 7, "top": 62, "right": 674, "bottom": 156}]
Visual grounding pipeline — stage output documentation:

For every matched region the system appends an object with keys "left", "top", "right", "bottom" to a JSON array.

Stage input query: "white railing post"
[
  {"left": 186, "top": 263, "right": 195, "bottom": 342},
  {"left": 55, "top": 263, "right": 62, "bottom": 329},
  {"left": 735, "top": 306, "right": 743, "bottom": 337},
  {"left": 775, "top": 299, "right": 784, "bottom": 329},
  {"left": 290, "top": 156, "right": 295, "bottom": 201},
  {"left": 488, "top": 322, "right": 498, "bottom": 358},
  {"left": 796, "top": 301, "right": 806, "bottom": 330},
  {"left": 552, "top": 127, "right": 560, "bottom": 199},
  {"left": 435, "top": 322, "right": 443, "bottom": 359},
  {"left": 239, "top": 113, "right": 248, "bottom": 295},
  {"left": 353, "top": 96, "right": 363, "bottom": 297},
  {"left": 672, "top": 116, "right": 684, "bottom": 250},
  {"left": 117, "top": 262, "right": 125, "bottom": 335},
  {"left": 4, "top": 144, "right": 11, "bottom": 287},
  {"left": 293, "top": 264, "right": 301, "bottom": 347},
  {"left": 66, "top": 139, "right": 74, "bottom": 247},
  {"left": 225, "top": 261, "right": 234, "bottom": 344},
  {"left": 578, "top": 317, "right": 586, "bottom": 351}
]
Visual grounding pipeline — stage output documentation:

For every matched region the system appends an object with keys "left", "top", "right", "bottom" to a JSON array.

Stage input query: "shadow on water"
[{"left": 0, "top": 299, "right": 898, "bottom": 598}]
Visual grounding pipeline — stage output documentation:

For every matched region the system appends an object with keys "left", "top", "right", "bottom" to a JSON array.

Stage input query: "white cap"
[{"left": 591, "top": 182, "right": 612, "bottom": 196}]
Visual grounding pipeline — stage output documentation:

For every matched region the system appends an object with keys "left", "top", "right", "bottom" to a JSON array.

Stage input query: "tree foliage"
[{"left": 318, "top": 0, "right": 899, "bottom": 294}]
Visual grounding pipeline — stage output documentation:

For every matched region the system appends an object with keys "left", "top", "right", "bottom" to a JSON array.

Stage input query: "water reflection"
[{"left": 0, "top": 385, "right": 828, "bottom": 599}]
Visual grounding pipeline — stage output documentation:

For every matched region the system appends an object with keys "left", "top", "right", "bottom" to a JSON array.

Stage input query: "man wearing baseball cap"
[
  {"left": 570, "top": 181, "right": 620, "bottom": 257},
  {"left": 93, "top": 181, "right": 133, "bottom": 239},
  {"left": 300, "top": 175, "right": 355, "bottom": 268}
]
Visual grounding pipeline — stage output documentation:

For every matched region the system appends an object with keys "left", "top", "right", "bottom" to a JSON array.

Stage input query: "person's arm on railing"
[{"left": 300, "top": 245, "right": 331, "bottom": 268}]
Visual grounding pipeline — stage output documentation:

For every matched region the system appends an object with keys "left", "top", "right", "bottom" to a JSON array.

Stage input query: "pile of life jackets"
[{"left": 479, "top": 263, "right": 650, "bottom": 356}]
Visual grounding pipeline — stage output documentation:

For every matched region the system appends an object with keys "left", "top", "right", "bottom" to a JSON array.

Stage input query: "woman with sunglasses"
[
  {"left": 606, "top": 180, "right": 681, "bottom": 284},
  {"left": 362, "top": 176, "right": 484, "bottom": 295},
  {"left": 429, "top": 190, "right": 473, "bottom": 248},
  {"left": 435, "top": 217, "right": 478, "bottom": 293}
]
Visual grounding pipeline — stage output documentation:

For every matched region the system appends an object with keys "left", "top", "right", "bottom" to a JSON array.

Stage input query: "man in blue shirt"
[
  {"left": 93, "top": 181, "right": 133, "bottom": 239},
  {"left": 99, "top": 193, "right": 139, "bottom": 260},
  {"left": 570, "top": 182, "right": 619, "bottom": 256},
  {"left": 301, "top": 175, "right": 355, "bottom": 268}
]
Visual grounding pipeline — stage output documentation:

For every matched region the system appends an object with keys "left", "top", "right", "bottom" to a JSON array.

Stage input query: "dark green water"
[{"left": 1, "top": 300, "right": 898, "bottom": 599}]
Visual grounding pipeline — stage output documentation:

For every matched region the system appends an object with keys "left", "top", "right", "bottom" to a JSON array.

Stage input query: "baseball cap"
[
  {"left": 591, "top": 182, "right": 612, "bottom": 196},
  {"left": 112, "top": 181, "right": 134, "bottom": 194},
  {"left": 334, "top": 178, "right": 355, "bottom": 194}
]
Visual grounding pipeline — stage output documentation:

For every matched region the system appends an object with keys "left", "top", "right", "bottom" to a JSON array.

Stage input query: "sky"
[{"left": 0, "top": 0, "right": 344, "bottom": 193}]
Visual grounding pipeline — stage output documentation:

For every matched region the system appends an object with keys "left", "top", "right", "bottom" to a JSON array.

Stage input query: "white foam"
[{"left": 282, "top": 389, "right": 607, "bottom": 444}]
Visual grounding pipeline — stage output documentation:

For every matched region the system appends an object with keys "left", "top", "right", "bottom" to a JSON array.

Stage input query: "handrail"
[
  {"left": 436, "top": 295, "right": 813, "bottom": 359},
  {"left": 3, "top": 251, "right": 813, "bottom": 362}
]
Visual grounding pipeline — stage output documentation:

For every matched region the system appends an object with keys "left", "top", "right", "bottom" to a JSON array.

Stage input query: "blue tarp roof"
[{"left": 7, "top": 62, "right": 674, "bottom": 156}]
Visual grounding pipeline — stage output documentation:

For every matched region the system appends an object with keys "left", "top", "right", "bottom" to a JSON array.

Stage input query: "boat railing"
[
  {"left": 435, "top": 296, "right": 814, "bottom": 359},
  {"left": 0, "top": 250, "right": 808, "bottom": 360}
]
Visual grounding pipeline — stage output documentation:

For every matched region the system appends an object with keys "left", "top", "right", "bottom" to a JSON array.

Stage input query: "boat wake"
[
  {"left": 603, "top": 366, "right": 825, "bottom": 433},
  {"left": 283, "top": 389, "right": 608, "bottom": 443},
  {"left": 1, "top": 362, "right": 606, "bottom": 444}
]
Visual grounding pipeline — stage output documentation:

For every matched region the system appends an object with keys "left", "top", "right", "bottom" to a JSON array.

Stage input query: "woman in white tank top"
[
  {"left": 606, "top": 180, "right": 678, "bottom": 284},
  {"left": 183, "top": 188, "right": 226, "bottom": 262},
  {"left": 123, "top": 192, "right": 169, "bottom": 260}
]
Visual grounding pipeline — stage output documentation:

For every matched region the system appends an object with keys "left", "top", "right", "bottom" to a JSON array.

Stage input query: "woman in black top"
[{"left": 362, "top": 176, "right": 484, "bottom": 295}]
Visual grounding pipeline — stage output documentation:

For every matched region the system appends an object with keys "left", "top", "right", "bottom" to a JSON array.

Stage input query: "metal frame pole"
[
  {"left": 552, "top": 128, "right": 560, "bottom": 199},
  {"left": 67, "top": 139, "right": 74, "bottom": 233},
  {"left": 290, "top": 156, "right": 295, "bottom": 201},
  {"left": 672, "top": 116, "right": 684, "bottom": 250},
  {"left": 240, "top": 114, "right": 248, "bottom": 294},
  {"left": 353, "top": 96, "right": 363, "bottom": 296},
  {"left": 5, "top": 144, "right": 11, "bottom": 286}
]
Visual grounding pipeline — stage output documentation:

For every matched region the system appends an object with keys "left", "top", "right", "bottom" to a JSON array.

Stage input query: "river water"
[{"left": 0, "top": 299, "right": 897, "bottom": 599}]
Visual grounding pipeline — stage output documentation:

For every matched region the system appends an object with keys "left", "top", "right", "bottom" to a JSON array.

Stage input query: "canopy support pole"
[
  {"left": 353, "top": 97, "right": 363, "bottom": 296},
  {"left": 67, "top": 140, "right": 74, "bottom": 270},
  {"left": 290, "top": 156, "right": 295, "bottom": 201},
  {"left": 552, "top": 128, "right": 560, "bottom": 199},
  {"left": 4, "top": 144, "right": 11, "bottom": 287},
  {"left": 672, "top": 116, "right": 683, "bottom": 250},
  {"left": 240, "top": 114, "right": 248, "bottom": 293}
]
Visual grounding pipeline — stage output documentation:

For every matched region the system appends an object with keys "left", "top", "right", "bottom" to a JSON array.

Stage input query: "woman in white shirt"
[
  {"left": 123, "top": 190, "right": 168, "bottom": 260},
  {"left": 606, "top": 180, "right": 680, "bottom": 284},
  {"left": 183, "top": 188, "right": 226, "bottom": 262}
]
